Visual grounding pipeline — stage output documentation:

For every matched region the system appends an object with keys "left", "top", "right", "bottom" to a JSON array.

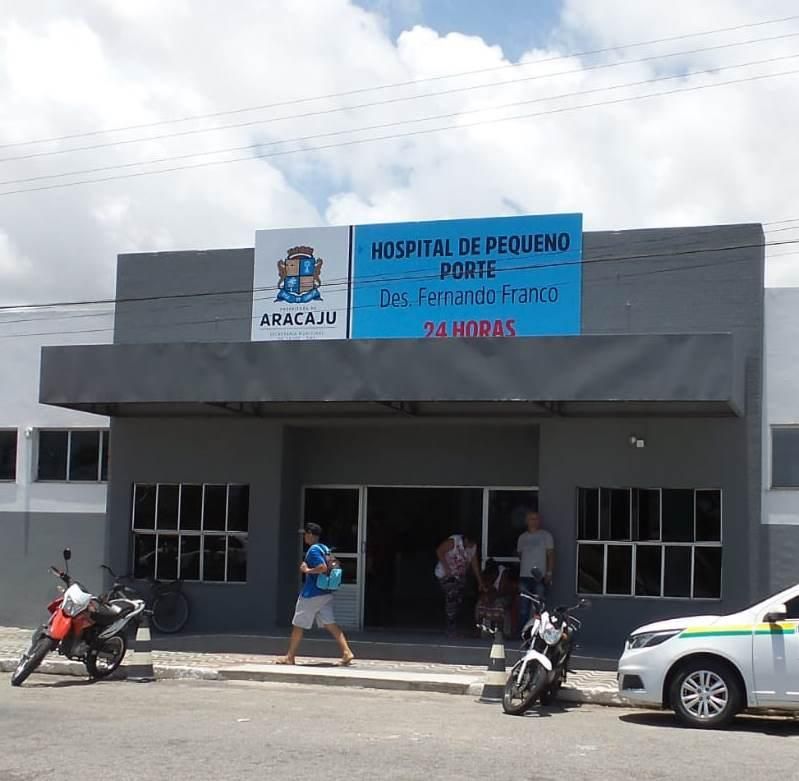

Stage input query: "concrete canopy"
[{"left": 39, "top": 332, "right": 743, "bottom": 418}]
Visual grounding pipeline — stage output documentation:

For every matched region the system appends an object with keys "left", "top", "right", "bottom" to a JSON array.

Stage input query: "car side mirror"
[
  {"left": 63, "top": 548, "right": 72, "bottom": 562},
  {"left": 579, "top": 598, "right": 592, "bottom": 609},
  {"left": 765, "top": 603, "right": 788, "bottom": 623}
]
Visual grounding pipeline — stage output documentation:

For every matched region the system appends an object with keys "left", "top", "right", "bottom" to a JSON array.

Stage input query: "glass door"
[
  {"left": 301, "top": 486, "right": 364, "bottom": 630},
  {"left": 482, "top": 487, "right": 539, "bottom": 564}
]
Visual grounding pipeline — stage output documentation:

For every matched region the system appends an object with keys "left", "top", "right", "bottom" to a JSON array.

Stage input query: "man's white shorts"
[{"left": 292, "top": 593, "right": 335, "bottom": 629}]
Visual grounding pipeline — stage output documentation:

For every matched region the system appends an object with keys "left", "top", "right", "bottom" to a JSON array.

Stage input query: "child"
[{"left": 475, "top": 558, "right": 516, "bottom": 636}]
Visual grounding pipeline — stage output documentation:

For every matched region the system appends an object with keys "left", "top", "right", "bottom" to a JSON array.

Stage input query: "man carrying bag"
[{"left": 275, "top": 523, "right": 354, "bottom": 666}]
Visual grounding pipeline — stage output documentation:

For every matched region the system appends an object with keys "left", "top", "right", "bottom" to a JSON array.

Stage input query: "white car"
[{"left": 617, "top": 583, "right": 799, "bottom": 728}]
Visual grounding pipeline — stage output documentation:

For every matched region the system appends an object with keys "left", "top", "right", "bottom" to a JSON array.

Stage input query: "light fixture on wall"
[{"left": 628, "top": 435, "right": 646, "bottom": 448}]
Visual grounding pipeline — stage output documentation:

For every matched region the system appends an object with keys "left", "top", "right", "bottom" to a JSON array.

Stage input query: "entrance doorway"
[
  {"left": 364, "top": 487, "right": 482, "bottom": 632},
  {"left": 301, "top": 486, "right": 363, "bottom": 628},
  {"left": 300, "top": 484, "right": 538, "bottom": 632}
]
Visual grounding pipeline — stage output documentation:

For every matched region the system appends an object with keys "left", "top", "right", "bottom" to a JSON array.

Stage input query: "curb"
[
  {"left": 559, "top": 685, "right": 626, "bottom": 707},
  {"left": 0, "top": 657, "right": 221, "bottom": 682},
  {"left": 0, "top": 656, "right": 622, "bottom": 705},
  {"left": 217, "top": 664, "right": 479, "bottom": 695},
  {"left": 463, "top": 681, "right": 624, "bottom": 706}
]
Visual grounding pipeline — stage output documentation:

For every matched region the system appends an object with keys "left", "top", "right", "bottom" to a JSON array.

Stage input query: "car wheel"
[{"left": 669, "top": 659, "right": 742, "bottom": 729}]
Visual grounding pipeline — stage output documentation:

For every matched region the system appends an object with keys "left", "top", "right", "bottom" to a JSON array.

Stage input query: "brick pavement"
[{"left": 0, "top": 625, "right": 620, "bottom": 700}]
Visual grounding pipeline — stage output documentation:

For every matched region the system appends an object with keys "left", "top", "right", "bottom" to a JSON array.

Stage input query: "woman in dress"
[{"left": 434, "top": 533, "right": 485, "bottom": 637}]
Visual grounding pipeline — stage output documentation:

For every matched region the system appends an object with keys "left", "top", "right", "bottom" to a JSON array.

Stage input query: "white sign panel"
[{"left": 252, "top": 226, "right": 350, "bottom": 341}]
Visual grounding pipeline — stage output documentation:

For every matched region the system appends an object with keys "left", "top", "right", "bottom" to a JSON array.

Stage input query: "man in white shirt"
[{"left": 516, "top": 509, "right": 555, "bottom": 626}]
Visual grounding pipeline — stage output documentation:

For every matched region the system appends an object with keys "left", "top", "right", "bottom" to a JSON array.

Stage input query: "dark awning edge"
[
  {"left": 53, "top": 399, "right": 740, "bottom": 420},
  {"left": 39, "top": 333, "right": 744, "bottom": 416}
]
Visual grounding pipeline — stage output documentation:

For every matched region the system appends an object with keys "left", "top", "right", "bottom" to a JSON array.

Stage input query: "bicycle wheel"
[{"left": 151, "top": 591, "right": 189, "bottom": 633}]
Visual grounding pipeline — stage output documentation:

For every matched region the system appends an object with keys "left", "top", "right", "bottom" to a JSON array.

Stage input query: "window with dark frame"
[
  {"left": 0, "top": 430, "right": 17, "bottom": 481},
  {"left": 131, "top": 483, "right": 249, "bottom": 584},
  {"left": 772, "top": 428, "right": 799, "bottom": 488},
  {"left": 576, "top": 486, "right": 722, "bottom": 600},
  {"left": 36, "top": 429, "right": 109, "bottom": 482}
]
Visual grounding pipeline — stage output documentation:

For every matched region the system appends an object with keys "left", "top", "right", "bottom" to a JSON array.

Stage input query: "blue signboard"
[{"left": 349, "top": 213, "right": 583, "bottom": 340}]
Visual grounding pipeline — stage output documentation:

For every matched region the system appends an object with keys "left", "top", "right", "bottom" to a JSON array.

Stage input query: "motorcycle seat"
[
  {"left": 109, "top": 601, "right": 137, "bottom": 616},
  {"left": 92, "top": 600, "right": 135, "bottom": 625}
]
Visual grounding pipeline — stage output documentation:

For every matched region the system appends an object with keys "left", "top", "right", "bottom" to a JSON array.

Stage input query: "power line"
[
  {"left": 3, "top": 13, "right": 797, "bottom": 153},
  {"left": 3, "top": 30, "right": 797, "bottom": 166},
  {"left": 763, "top": 217, "right": 799, "bottom": 226},
  {"left": 1, "top": 219, "right": 784, "bottom": 327},
  {"left": 2, "top": 50, "right": 796, "bottom": 188},
  {"left": 0, "top": 249, "right": 774, "bottom": 341},
  {"left": 0, "top": 240, "right": 784, "bottom": 342},
  {"left": 2, "top": 65, "right": 796, "bottom": 198},
  {"left": 764, "top": 224, "right": 799, "bottom": 233},
  {"left": 0, "top": 237, "right": 790, "bottom": 327},
  {"left": 4, "top": 229, "right": 791, "bottom": 329}
]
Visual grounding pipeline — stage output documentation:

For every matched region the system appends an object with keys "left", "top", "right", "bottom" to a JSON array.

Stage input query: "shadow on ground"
[
  {"left": 619, "top": 711, "right": 799, "bottom": 737},
  {"left": 22, "top": 677, "right": 101, "bottom": 690},
  {"left": 504, "top": 700, "right": 585, "bottom": 719}
]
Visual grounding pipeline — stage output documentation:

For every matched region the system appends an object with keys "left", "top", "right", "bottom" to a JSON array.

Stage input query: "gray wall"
[
  {"left": 540, "top": 417, "right": 749, "bottom": 649},
  {"left": 581, "top": 225, "right": 764, "bottom": 610},
  {"left": 562, "top": 225, "right": 764, "bottom": 645},
  {"left": 101, "top": 223, "right": 765, "bottom": 641},
  {"left": 114, "top": 249, "right": 253, "bottom": 345},
  {"left": 581, "top": 225, "right": 763, "bottom": 336},
  {"left": 760, "top": 524, "right": 799, "bottom": 595},
  {"left": 0, "top": 512, "right": 106, "bottom": 627},
  {"left": 104, "top": 420, "right": 539, "bottom": 631},
  {"left": 106, "top": 418, "right": 283, "bottom": 632},
  {"left": 289, "top": 424, "right": 539, "bottom": 486}
]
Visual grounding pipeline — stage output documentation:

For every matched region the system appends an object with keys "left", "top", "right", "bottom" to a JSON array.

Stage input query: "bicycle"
[{"left": 100, "top": 564, "right": 190, "bottom": 634}]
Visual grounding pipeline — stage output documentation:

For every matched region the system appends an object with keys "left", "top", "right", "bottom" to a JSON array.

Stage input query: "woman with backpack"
[
  {"left": 434, "top": 533, "right": 486, "bottom": 638},
  {"left": 275, "top": 522, "right": 354, "bottom": 666}
]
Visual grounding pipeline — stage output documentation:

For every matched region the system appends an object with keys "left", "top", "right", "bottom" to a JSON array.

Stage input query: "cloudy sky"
[{"left": 1, "top": 0, "right": 798, "bottom": 322}]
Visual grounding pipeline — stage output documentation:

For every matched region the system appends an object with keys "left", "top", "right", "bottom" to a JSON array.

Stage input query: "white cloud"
[{"left": 0, "top": 0, "right": 797, "bottom": 315}]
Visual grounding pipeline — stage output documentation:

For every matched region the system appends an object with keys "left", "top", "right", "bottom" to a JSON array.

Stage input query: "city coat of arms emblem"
[{"left": 276, "top": 246, "right": 323, "bottom": 304}]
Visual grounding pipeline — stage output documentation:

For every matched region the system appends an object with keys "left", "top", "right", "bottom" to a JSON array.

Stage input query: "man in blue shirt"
[{"left": 276, "top": 523, "right": 354, "bottom": 666}]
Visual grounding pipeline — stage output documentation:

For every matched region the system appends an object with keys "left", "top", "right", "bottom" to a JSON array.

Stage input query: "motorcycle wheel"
[
  {"left": 502, "top": 660, "right": 548, "bottom": 716},
  {"left": 10, "top": 636, "right": 56, "bottom": 687},
  {"left": 540, "top": 677, "right": 563, "bottom": 706},
  {"left": 85, "top": 634, "right": 127, "bottom": 679}
]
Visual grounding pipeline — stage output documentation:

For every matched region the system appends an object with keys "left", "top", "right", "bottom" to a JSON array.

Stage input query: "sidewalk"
[{"left": 0, "top": 626, "right": 622, "bottom": 705}]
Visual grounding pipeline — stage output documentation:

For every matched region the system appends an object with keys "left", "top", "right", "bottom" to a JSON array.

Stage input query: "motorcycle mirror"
[{"left": 63, "top": 548, "right": 72, "bottom": 562}]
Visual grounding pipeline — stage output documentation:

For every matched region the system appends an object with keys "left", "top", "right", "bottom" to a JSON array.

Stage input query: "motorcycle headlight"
[
  {"left": 62, "top": 594, "right": 83, "bottom": 617},
  {"left": 543, "top": 625, "right": 562, "bottom": 645},
  {"left": 626, "top": 629, "right": 682, "bottom": 650}
]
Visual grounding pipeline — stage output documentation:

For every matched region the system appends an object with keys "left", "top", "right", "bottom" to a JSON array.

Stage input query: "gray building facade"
[
  {"left": 0, "top": 309, "right": 109, "bottom": 629},
  {"left": 37, "top": 220, "right": 767, "bottom": 648}
]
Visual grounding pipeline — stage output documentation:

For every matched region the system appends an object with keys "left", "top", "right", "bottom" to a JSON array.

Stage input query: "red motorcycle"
[{"left": 11, "top": 548, "right": 146, "bottom": 687}]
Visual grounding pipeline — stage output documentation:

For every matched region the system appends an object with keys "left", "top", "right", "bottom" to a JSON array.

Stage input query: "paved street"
[{"left": 2, "top": 675, "right": 799, "bottom": 781}]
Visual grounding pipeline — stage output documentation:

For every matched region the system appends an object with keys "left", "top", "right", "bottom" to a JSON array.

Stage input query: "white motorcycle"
[{"left": 502, "top": 592, "right": 591, "bottom": 715}]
